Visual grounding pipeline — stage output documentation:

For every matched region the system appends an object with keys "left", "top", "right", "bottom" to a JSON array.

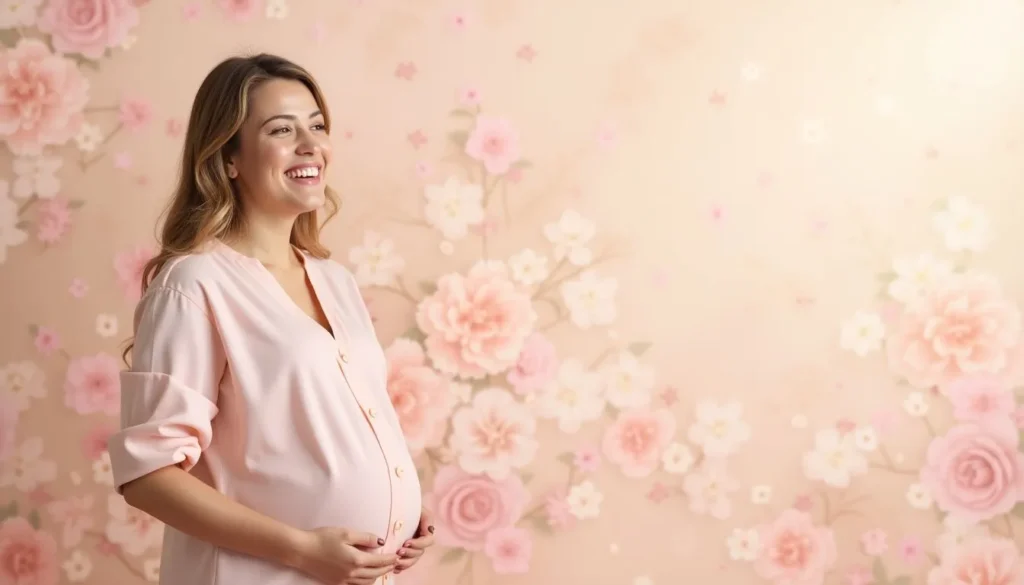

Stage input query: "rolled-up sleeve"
[{"left": 108, "top": 286, "right": 225, "bottom": 494}]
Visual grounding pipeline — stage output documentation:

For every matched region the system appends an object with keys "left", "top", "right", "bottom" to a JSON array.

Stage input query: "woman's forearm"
[{"left": 121, "top": 466, "right": 311, "bottom": 569}]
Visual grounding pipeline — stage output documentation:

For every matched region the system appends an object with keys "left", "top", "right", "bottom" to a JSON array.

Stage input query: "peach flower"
[
  {"left": 944, "top": 375, "right": 1017, "bottom": 423},
  {"left": 113, "top": 245, "right": 154, "bottom": 302},
  {"left": 384, "top": 338, "right": 453, "bottom": 452},
  {"left": 37, "top": 0, "right": 140, "bottom": 59},
  {"left": 886, "top": 273, "right": 1022, "bottom": 389},
  {"left": 920, "top": 420, "right": 1024, "bottom": 523},
  {"left": 415, "top": 261, "right": 536, "bottom": 379},
  {"left": 0, "top": 517, "right": 58, "bottom": 585},
  {"left": 0, "top": 39, "right": 89, "bottom": 155},
  {"left": 64, "top": 353, "right": 121, "bottom": 415},
  {"left": 425, "top": 464, "right": 529, "bottom": 550},
  {"left": 927, "top": 536, "right": 1024, "bottom": 585},
  {"left": 754, "top": 509, "right": 838, "bottom": 585},
  {"left": 506, "top": 332, "right": 558, "bottom": 396},
  {"left": 483, "top": 526, "right": 532, "bottom": 574},
  {"left": 601, "top": 407, "right": 675, "bottom": 478},
  {"left": 465, "top": 115, "right": 521, "bottom": 175}
]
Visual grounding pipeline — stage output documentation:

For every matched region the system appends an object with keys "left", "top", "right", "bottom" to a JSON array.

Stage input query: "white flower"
[
  {"left": 0, "top": 0, "right": 39, "bottom": 28},
  {"left": 936, "top": 514, "right": 990, "bottom": 556},
  {"left": 543, "top": 209, "right": 595, "bottom": 266},
  {"left": 95, "top": 314, "right": 118, "bottom": 338},
  {"left": 62, "top": 550, "right": 93, "bottom": 582},
  {"left": 726, "top": 528, "right": 761, "bottom": 561},
  {"left": 74, "top": 124, "right": 103, "bottom": 152},
  {"left": 348, "top": 230, "right": 405, "bottom": 287},
  {"left": 887, "top": 253, "right": 953, "bottom": 304},
  {"left": 534, "top": 359, "right": 605, "bottom": 433},
  {"left": 601, "top": 351, "right": 656, "bottom": 409},
  {"left": 906, "top": 483, "right": 933, "bottom": 510},
  {"left": 903, "top": 392, "right": 929, "bottom": 417},
  {"left": 802, "top": 428, "right": 868, "bottom": 488},
  {"left": 662, "top": 442, "right": 695, "bottom": 475},
  {"left": 11, "top": 155, "right": 62, "bottom": 199},
  {"left": 508, "top": 248, "right": 549, "bottom": 286},
  {"left": 853, "top": 426, "right": 878, "bottom": 452},
  {"left": 0, "top": 187, "right": 28, "bottom": 264},
  {"left": 105, "top": 494, "right": 163, "bottom": 555},
  {"left": 93, "top": 452, "right": 114, "bottom": 486},
  {"left": 265, "top": 0, "right": 288, "bottom": 19},
  {"left": 560, "top": 270, "right": 617, "bottom": 329},
  {"left": 750, "top": 485, "right": 772, "bottom": 504},
  {"left": 687, "top": 400, "right": 751, "bottom": 457},
  {"left": 933, "top": 196, "right": 992, "bottom": 252},
  {"left": 0, "top": 437, "right": 58, "bottom": 492},
  {"left": 566, "top": 480, "right": 603, "bottom": 519},
  {"left": 0, "top": 360, "right": 46, "bottom": 411},
  {"left": 449, "top": 388, "right": 538, "bottom": 480},
  {"left": 840, "top": 311, "right": 885, "bottom": 356},
  {"left": 423, "top": 177, "right": 484, "bottom": 241}
]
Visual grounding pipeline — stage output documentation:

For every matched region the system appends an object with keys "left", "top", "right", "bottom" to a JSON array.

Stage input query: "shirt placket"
[{"left": 335, "top": 346, "right": 405, "bottom": 585}]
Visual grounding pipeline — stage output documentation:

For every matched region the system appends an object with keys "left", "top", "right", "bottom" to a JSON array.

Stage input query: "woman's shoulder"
[{"left": 145, "top": 246, "right": 235, "bottom": 299}]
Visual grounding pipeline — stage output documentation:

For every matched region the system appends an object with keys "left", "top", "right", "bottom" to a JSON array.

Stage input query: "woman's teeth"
[{"left": 285, "top": 167, "right": 319, "bottom": 179}]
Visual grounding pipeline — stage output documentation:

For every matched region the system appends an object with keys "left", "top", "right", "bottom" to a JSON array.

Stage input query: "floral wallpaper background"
[{"left": 3, "top": 0, "right": 1024, "bottom": 584}]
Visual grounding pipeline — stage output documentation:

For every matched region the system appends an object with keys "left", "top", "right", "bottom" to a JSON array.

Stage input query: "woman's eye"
[
  {"left": 312, "top": 123, "right": 326, "bottom": 131},
  {"left": 270, "top": 126, "right": 291, "bottom": 135}
]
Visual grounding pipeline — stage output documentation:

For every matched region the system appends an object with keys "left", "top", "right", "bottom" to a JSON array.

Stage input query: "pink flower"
[
  {"left": 483, "top": 527, "right": 531, "bottom": 574},
  {"left": 464, "top": 115, "right": 521, "bottom": 175},
  {"left": 845, "top": 566, "right": 872, "bottom": 585},
  {"left": 754, "top": 509, "right": 838, "bottom": 585},
  {"left": 81, "top": 424, "right": 114, "bottom": 460},
  {"left": 506, "top": 333, "right": 557, "bottom": 396},
  {"left": 0, "top": 517, "right": 58, "bottom": 585},
  {"left": 573, "top": 446, "right": 600, "bottom": 473},
  {"left": 415, "top": 262, "right": 536, "bottom": 379},
  {"left": 886, "top": 273, "right": 1023, "bottom": 389},
  {"left": 384, "top": 338, "right": 453, "bottom": 453},
  {"left": 46, "top": 495, "right": 94, "bottom": 547},
  {"left": 217, "top": 0, "right": 259, "bottom": 21},
  {"left": 68, "top": 277, "right": 88, "bottom": 298},
  {"left": 543, "top": 488, "right": 574, "bottom": 530},
  {"left": 64, "top": 353, "right": 121, "bottom": 415},
  {"left": 601, "top": 408, "right": 675, "bottom": 478},
  {"left": 458, "top": 87, "right": 480, "bottom": 106},
  {"left": 35, "top": 197, "right": 71, "bottom": 244},
  {"left": 1013, "top": 406, "right": 1024, "bottom": 429},
  {"left": 0, "top": 395, "right": 17, "bottom": 462},
  {"left": 165, "top": 118, "right": 183, "bottom": 137},
  {"left": 898, "top": 535, "right": 924, "bottom": 565},
  {"left": 37, "top": 0, "right": 139, "bottom": 59},
  {"left": 793, "top": 493, "right": 815, "bottom": 512},
  {"left": 33, "top": 326, "right": 60, "bottom": 355},
  {"left": 0, "top": 39, "right": 89, "bottom": 155},
  {"left": 920, "top": 420, "right": 1024, "bottom": 523},
  {"left": 927, "top": 536, "right": 1024, "bottom": 585},
  {"left": 113, "top": 245, "right": 154, "bottom": 302},
  {"left": 944, "top": 375, "right": 1016, "bottom": 423},
  {"left": 682, "top": 461, "right": 740, "bottom": 519},
  {"left": 859, "top": 528, "right": 888, "bottom": 556},
  {"left": 118, "top": 97, "right": 152, "bottom": 132},
  {"left": 425, "top": 464, "right": 530, "bottom": 551}
]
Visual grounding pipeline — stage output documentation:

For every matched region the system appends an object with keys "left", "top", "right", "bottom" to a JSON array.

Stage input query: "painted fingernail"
[
  {"left": 398, "top": 548, "right": 406, "bottom": 555},
  {"left": 427, "top": 525, "right": 435, "bottom": 533},
  {"left": 404, "top": 541, "right": 412, "bottom": 547},
  {"left": 377, "top": 538, "right": 385, "bottom": 546}
]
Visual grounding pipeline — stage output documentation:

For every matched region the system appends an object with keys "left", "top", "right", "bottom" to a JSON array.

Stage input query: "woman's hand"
[
  {"left": 395, "top": 507, "right": 436, "bottom": 574},
  {"left": 291, "top": 527, "right": 399, "bottom": 585}
]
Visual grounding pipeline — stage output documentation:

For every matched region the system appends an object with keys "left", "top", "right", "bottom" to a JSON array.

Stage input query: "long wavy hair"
[{"left": 121, "top": 54, "right": 340, "bottom": 365}]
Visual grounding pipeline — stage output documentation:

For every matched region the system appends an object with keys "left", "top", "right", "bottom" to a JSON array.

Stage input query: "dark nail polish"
[
  {"left": 427, "top": 525, "right": 435, "bottom": 534},
  {"left": 377, "top": 538, "right": 385, "bottom": 546}
]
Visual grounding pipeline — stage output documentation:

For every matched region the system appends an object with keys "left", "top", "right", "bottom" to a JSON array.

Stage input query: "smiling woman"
[{"left": 106, "top": 54, "right": 435, "bottom": 585}]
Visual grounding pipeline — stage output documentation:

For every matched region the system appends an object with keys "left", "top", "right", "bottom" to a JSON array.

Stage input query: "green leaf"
[
  {"left": 15, "top": 220, "right": 29, "bottom": 229},
  {"left": 523, "top": 513, "right": 553, "bottom": 533},
  {"left": 1011, "top": 502, "right": 1024, "bottom": 519},
  {"left": 627, "top": 342, "right": 652, "bottom": 356},
  {"left": 929, "top": 198, "right": 949, "bottom": 212},
  {"left": 876, "top": 271, "right": 896, "bottom": 283},
  {"left": 27, "top": 510, "right": 40, "bottom": 530},
  {"left": 872, "top": 558, "right": 889, "bottom": 585},
  {"left": 449, "top": 108, "right": 475, "bottom": 118},
  {"left": 400, "top": 327, "right": 426, "bottom": 344},
  {"left": 0, "top": 501, "right": 17, "bottom": 521},
  {"left": 438, "top": 547, "right": 467, "bottom": 564},
  {"left": 0, "top": 29, "right": 19, "bottom": 47},
  {"left": 27, "top": 324, "right": 37, "bottom": 336},
  {"left": 556, "top": 452, "right": 575, "bottom": 466},
  {"left": 510, "top": 159, "right": 532, "bottom": 170},
  {"left": 419, "top": 280, "right": 437, "bottom": 296},
  {"left": 933, "top": 505, "right": 946, "bottom": 523},
  {"left": 519, "top": 472, "right": 533, "bottom": 485},
  {"left": 890, "top": 576, "right": 910, "bottom": 585},
  {"left": 68, "top": 200, "right": 85, "bottom": 209},
  {"left": 448, "top": 131, "right": 469, "bottom": 149}
]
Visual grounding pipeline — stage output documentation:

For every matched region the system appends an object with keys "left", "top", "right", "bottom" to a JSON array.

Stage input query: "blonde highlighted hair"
[{"left": 122, "top": 53, "right": 339, "bottom": 364}]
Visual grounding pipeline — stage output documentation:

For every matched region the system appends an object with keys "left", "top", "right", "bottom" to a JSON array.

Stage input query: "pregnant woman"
[{"left": 107, "top": 53, "right": 434, "bottom": 585}]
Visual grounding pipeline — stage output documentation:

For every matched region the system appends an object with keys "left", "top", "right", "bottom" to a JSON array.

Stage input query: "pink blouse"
[{"left": 108, "top": 240, "right": 421, "bottom": 585}]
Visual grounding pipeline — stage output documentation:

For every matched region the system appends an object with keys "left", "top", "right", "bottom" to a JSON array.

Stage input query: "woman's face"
[{"left": 226, "top": 78, "right": 332, "bottom": 220}]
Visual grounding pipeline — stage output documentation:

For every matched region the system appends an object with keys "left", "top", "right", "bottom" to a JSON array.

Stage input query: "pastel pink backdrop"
[{"left": 2, "top": 0, "right": 1024, "bottom": 584}]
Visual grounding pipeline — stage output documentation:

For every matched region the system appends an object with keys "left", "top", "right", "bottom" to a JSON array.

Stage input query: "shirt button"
[
  {"left": 367, "top": 407, "right": 377, "bottom": 419},
  {"left": 393, "top": 520, "right": 404, "bottom": 534},
  {"left": 339, "top": 352, "right": 349, "bottom": 363},
  {"left": 395, "top": 466, "right": 404, "bottom": 478}
]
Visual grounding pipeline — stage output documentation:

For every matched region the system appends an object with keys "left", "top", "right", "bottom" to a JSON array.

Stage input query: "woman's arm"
[{"left": 121, "top": 466, "right": 309, "bottom": 569}]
